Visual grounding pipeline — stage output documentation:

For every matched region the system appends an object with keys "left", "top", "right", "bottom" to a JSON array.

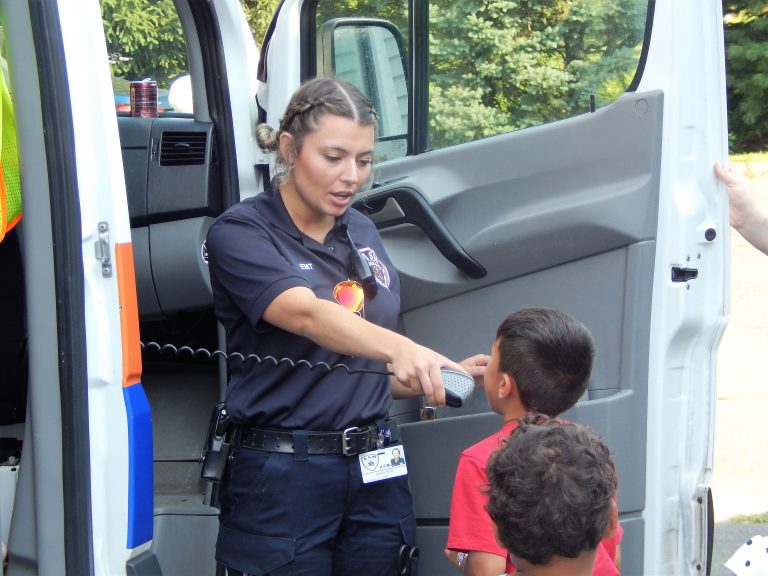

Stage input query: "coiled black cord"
[
  {"left": 140, "top": 341, "right": 394, "bottom": 376},
  {"left": 140, "top": 341, "right": 434, "bottom": 420}
]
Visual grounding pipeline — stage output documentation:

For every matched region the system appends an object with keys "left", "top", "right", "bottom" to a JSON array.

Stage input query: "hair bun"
[{"left": 255, "top": 123, "right": 278, "bottom": 152}]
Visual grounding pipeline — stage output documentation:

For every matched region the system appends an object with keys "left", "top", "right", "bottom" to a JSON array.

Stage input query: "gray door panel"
[
  {"left": 372, "top": 91, "right": 664, "bottom": 575},
  {"left": 401, "top": 242, "right": 653, "bottom": 501}
]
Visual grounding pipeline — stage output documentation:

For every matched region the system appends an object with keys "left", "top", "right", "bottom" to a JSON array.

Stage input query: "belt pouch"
[
  {"left": 200, "top": 402, "right": 233, "bottom": 483},
  {"left": 201, "top": 440, "right": 231, "bottom": 482}
]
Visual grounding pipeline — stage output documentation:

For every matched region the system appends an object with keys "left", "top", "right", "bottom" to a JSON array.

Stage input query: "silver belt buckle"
[{"left": 342, "top": 427, "right": 359, "bottom": 455}]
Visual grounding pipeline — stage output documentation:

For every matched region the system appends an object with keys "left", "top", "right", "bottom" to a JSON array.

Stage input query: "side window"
[
  {"left": 101, "top": 0, "right": 192, "bottom": 115},
  {"left": 427, "top": 0, "right": 650, "bottom": 150},
  {"left": 314, "top": 0, "right": 650, "bottom": 156}
]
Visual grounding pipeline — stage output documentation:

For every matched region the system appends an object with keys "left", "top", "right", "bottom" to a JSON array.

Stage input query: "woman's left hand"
[{"left": 459, "top": 354, "right": 489, "bottom": 387}]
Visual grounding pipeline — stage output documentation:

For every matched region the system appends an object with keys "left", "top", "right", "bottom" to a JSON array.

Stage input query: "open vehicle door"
[
  {"left": 260, "top": 1, "right": 729, "bottom": 574},
  {"left": 2, "top": 0, "right": 727, "bottom": 574},
  {"left": 3, "top": 1, "right": 148, "bottom": 574}
]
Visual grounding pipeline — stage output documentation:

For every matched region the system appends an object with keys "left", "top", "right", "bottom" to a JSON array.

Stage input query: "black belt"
[{"left": 239, "top": 424, "right": 389, "bottom": 456}]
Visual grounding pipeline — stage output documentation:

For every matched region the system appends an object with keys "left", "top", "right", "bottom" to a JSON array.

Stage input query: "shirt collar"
[{"left": 255, "top": 179, "right": 351, "bottom": 242}]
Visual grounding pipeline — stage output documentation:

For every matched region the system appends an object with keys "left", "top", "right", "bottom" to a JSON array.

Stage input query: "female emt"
[{"left": 206, "top": 77, "right": 488, "bottom": 576}]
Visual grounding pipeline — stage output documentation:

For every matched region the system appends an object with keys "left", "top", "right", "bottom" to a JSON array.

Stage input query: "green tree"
[
  {"left": 428, "top": 0, "right": 647, "bottom": 147},
  {"left": 100, "top": 0, "right": 649, "bottom": 151},
  {"left": 240, "top": 0, "right": 282, "bottom": 45},
  {"left": 316, "top": 0, "right": 646, "bottom": 149},
  {"left": 102, "top": 0, "right": 188, "bottom": 86},
  {"left": 101, "top": 0, "right": 281, "bottom": 86},
  {"left": 723, "top": 0, "right": 768, "bottom": 152}
]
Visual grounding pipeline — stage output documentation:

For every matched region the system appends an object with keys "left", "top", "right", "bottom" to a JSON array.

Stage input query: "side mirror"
[{"left": 318, "top": 18, "right": 408, "bottom": 162}]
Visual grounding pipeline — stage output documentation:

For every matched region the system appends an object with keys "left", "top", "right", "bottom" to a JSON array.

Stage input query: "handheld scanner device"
[{"left": 440, "top": 369, "right": 475, "bottom": 408}]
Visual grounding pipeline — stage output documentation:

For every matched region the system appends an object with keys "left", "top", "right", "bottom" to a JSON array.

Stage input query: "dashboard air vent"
[{"left": 160, "top": 131, "right": 207, "bottom": 166}]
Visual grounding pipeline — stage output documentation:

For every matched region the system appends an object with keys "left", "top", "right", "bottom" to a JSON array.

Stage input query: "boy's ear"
[
  {"left": 498, "top": 373, "right": 518, "bottom": 400},
  {"left": 602, "top": 500, "right": 619, "bottom": 540}
]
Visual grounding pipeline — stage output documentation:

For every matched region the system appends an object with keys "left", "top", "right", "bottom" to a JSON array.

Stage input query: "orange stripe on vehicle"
[{"left": 116, "top": 242, "right": 142, "bottom": 387}]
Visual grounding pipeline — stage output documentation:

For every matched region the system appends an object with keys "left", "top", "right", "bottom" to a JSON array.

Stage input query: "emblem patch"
[
  {"left": 358, "top": 247, "right": 390, "bottom": 289},
  {"left": 360, "top": 452, "right": 380, "bottom": 471}
]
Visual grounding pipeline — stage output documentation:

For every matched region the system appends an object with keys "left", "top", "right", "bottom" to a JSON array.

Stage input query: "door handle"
[
  {"left": 355, "top": 187, "right": 487, "bottom": 279},
  {"left": 671, "top": 267, "right": 698, "bottom": 282}
]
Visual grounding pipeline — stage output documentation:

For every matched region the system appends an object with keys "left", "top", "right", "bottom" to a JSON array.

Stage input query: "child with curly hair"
[{"left": 485, "top": 414, "right": 619, "bottom": 576}]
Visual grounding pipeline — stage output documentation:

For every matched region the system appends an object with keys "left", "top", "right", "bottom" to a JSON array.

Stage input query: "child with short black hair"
[
  {"left": 445, "top": 307, "right": 622, "bottom": 575},
  {"left": 486, "top": 414, "right": 619, "bottom": 576}
]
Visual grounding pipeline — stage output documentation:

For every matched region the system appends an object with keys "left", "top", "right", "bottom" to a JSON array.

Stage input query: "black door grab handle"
[{"left": 354, "top": 187, "right": 487, "bottom": 280}]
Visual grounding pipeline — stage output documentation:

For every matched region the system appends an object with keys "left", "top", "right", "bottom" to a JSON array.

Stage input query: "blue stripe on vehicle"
[{"left": 123, "top": 383, "right": 153, "bottom": 548}]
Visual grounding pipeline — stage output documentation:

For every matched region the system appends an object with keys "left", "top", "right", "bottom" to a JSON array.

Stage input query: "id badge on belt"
[{"left": 359, "top": 444, "right": 408, "bottom": 484}]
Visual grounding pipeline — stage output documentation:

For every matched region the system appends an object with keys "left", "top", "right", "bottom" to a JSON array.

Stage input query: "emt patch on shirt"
[{"left": 359, "top": 247, "right": 390, "bottom": 290}]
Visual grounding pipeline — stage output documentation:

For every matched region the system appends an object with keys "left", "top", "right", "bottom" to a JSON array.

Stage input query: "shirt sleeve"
[
  {"left": 206, "top": 212, "right": 309, "bottom": 326},
  {"left": 593, "top": 510, "right": 623, "bottom": 576},
  {"left": 592, "top": 542, "right": 619, "bottom": 576},
  {"left": 446, "top": 451, "right": 507, "bottom": 558}
]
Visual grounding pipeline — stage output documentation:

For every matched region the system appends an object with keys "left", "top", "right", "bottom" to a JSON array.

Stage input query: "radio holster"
[{"left": 200, "top": 402, "right": 234, "bottom": 483}]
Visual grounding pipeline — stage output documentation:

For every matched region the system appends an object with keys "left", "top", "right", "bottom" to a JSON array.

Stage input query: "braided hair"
[{"left": 256, "top": 78, "right": 378, "bottom": 183}]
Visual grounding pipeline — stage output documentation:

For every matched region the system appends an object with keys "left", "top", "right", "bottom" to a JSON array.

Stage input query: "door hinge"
[{"left": 94, "top": 221, "right": 112, "bottom": 278}]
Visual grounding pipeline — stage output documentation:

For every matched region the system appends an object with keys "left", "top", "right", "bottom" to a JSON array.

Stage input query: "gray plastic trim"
[
  {"left": 132, "top": 227, "right": 163, "bottom": 319},
  {"left": 149, "top": 216, "right": 214, "bottom": 315},
  {"left": 4, "top": 2, "right": 67, "bottom": 573}
]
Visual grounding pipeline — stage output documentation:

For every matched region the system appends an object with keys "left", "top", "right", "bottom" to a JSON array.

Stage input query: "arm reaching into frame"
[{"left": 715, "top": 162, "right": 768, "bottom": 255}]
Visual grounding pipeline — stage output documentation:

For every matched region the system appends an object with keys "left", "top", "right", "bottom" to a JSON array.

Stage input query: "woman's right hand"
[{"left": 388, "top": 338, "right": 469, "bottom": 406}]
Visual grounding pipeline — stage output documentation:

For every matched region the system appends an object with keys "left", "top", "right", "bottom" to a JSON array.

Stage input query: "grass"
[
  {"left": 730, "top": 152, "right": 768, "bottom": 163},
  {"left": 730, "top": 152, "right": 768, "bottom": 179},
  {"left": 728, "top": 511, "right": 768, "bottom": 524}
]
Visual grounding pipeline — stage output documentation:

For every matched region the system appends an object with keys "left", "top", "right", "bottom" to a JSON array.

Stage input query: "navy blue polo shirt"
[{"left": 206, "top": 182, "right": 401, "bottom": 430}]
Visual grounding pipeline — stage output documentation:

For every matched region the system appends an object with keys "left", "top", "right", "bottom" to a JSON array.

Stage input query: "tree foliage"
[
  {"left": 317, "top": 0, "right": 646, "bottom": 148},
  {"left": 427, "top": 0, "right": 647, "bottom": 147},
  {"left": 100, "top": 1, "right": 768, "bottom": 152},
  {"left": 101, "top": 0, "right": 281, "bottom": 87},
  {"left": 102, "top": 0, "right": 187, "bottom": 86},
  {"left": 240, "top": 0, "right": 282, "bottom": 46},
  {"left": 723, "top": 0, "right": 768, "bottom": 152}
]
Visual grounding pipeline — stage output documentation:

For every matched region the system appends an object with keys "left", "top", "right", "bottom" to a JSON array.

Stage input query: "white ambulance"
[{"left": 0, "top": 0, "right": 729, "bottom": 574}]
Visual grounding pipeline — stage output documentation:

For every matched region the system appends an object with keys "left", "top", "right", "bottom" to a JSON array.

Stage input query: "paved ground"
[
  {"left": 712, "top": 523, "right": 766, "bottom": 576},
  {"left": 711, "top": 161, "right": 768, "bottom": 573}
]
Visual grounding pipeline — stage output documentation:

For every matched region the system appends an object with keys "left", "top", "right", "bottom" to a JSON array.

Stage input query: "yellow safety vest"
[{"left": 0, "top": 66, "right": 21, "bottom": 243}]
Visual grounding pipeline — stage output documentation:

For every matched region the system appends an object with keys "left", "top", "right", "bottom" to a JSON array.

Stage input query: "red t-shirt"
[{"left": 447, "top": 420, "right": 623, "bottom": 575}]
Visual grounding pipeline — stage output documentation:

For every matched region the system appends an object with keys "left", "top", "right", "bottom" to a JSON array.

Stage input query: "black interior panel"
[{"left": 118, "top": 117, "right": 220, "bottom": 318}]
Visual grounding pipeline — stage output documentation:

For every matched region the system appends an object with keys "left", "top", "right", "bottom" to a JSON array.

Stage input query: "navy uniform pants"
[{"left": 216, "top": 442, "right": 418, "bottom": 576}]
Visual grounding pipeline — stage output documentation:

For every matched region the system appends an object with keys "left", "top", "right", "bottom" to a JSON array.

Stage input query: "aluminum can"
[{"left": 130, "top": 80, "right": 158, "bottom": 118}]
